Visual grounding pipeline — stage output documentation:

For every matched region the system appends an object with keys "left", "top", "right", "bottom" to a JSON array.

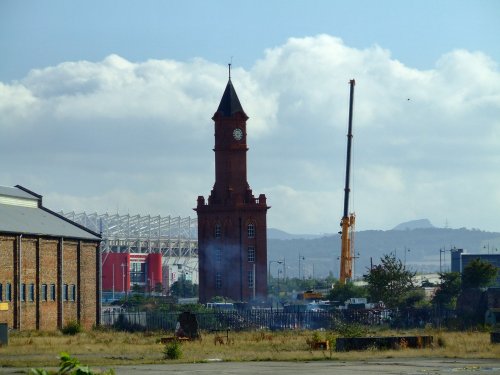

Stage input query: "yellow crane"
[{"left": 339, "top": 79, "right": 356, "bottom": 284}]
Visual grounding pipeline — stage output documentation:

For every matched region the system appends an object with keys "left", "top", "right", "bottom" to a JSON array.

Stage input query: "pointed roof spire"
[{"left": 215, "top": 64, "right": 246, "bottom": 117}]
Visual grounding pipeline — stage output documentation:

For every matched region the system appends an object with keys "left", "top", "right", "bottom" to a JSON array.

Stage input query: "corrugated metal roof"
[
  {"left": 0, "top": 185, "right": 38, "bottom": 200},
  {"left": 0, "top": 186, "right": 100, "bottom": 241}
]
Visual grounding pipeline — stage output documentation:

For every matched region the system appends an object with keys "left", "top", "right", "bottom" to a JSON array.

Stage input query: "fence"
[{"left": 101, "top": 308, "right": 424, "bottom": 332}]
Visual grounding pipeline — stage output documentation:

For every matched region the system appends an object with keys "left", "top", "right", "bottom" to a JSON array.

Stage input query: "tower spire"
[{"left": 228, "top": 62, "right": 231, "bottom": 80}]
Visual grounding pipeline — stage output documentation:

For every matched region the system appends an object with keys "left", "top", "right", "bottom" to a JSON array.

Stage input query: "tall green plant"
[{"left": 363, "top": 253, "right": 415, "bottom": 308}]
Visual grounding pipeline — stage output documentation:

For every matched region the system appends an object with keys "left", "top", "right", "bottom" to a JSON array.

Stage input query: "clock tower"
[{"left": 196, "top": 73, "right": 269, "bottom": 303}]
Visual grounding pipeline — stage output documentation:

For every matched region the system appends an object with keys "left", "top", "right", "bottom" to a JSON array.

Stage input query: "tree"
[
  {"left": 462, "top": 258, "right": 498, "bottom": 289},
  {"left": 327, "top": 281, "right": 367, "bottom": 304},
  {"left": 363, "top": 253, "right": 415, "bottom": 308},
  {"left": 170, "top": 279, "right": 198, "bottom": 298},
  {"left": 432, "top": 272, "right": 461, "bottom": 309}
]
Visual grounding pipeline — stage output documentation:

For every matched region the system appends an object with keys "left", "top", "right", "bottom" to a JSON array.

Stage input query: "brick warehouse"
[{"left": 0, "top": 185, "right": 101, "bottom": 331}]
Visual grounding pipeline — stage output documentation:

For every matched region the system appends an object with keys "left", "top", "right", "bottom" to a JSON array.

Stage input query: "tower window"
[
  {"left": 247, "top": 223, "right": 255, "bottom": 238},
  {"left": 215, "top": 223, "right": 221, "bottom": 238},
  {"left": 215, "top": 272, "right": 222, "bottom": 289},
  {"left": 247, "top": 246, "right": 255, "bottom": 262},
  {"left": 247, "top": 271, "right": 254, "bottom": 289}
]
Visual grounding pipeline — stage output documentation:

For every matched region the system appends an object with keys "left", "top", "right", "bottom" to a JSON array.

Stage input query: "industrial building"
[
  {"left": 0, "top": 186, "right": 101, "bottom": 330},
  {"left": 451, "top": 248, "right": 500, "bottom": 286},
  {"left": 196, "top": 75, "right": 270, "bottom": 303}
]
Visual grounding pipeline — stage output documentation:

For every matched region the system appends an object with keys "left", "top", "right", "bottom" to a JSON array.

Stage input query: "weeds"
[
  {"left": 163, "top": 340, "right": 182, "bottom": 360},
  {"left": 61, "top": 321, "right": 82, "bottom": 336},
  {"left": 2, "top": 329, "right": 499, "bottom": 368},
  {"left": 30, "top": 352, "right": 114, "bottom": 374}
]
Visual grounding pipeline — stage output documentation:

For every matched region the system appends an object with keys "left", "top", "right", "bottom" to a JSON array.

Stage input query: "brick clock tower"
[{"left": 196, "top": 73, "right": 269, "bottom": 303}]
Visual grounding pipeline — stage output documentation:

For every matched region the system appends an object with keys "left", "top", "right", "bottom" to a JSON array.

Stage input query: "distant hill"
[
  {"left": 392, "top": 219, "right": 435, "bottom": 231},
  {"left": 268, "top": 228, "right": 326, "bottom": 240},
  {"left": 267, "top": 224, "right": 500, "bottom": 280}
]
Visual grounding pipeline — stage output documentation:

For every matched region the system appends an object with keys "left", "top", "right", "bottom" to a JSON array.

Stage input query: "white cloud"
[{"left": 1, "top": 35, "right": 499, "bottom": 234}]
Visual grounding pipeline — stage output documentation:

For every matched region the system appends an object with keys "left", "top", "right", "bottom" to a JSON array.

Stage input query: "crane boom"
[{"left": 339, "top": 79, "right": 356, "bottom": 284}]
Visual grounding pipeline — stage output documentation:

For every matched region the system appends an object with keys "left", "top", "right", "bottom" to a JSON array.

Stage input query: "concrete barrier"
[{"left": 0, "top": 323, "right": 8, "bottom": 346}]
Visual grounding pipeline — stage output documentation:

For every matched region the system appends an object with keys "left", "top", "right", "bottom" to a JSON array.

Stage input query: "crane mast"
[{"left": 339, "top": 79, "right": 356, "bottom": 284}]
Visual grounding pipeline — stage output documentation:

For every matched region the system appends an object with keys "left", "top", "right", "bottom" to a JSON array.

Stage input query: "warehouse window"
[
  {"left": 216, "top": 248, "right": 222, "bottom": 263},
  {"left": 0, "top": 283, "right": 2, "bottom": 301},
  {"left": 70, "top": 284, "right": 76, "bottom": 301},
  {"left": 50, "top": 284, "right": 56, "bottom": 301},
  {"left": 214, "top": 223, "right": 221, "bottom": 239},
  {"left": 41, "top": 284, "right": 48, "bottom": 301},
  {"left": 21, "top": 283, "right": 26, "bottom": 302},
  {"left": 29, "top": 283, "right": 35, "bottom": 302},
  {"left": 6, "top": 283, "right": 11, "bottom": 301},
  {"left": 63, "top": 284, "right": 69, "bottom": 301}
]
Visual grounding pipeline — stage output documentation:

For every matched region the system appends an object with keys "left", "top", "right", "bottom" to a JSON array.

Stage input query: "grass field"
[{"left": 0, "top": 328, "right": 499, "bottom": 368}]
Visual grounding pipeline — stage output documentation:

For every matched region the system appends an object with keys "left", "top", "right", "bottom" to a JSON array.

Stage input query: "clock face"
[{"left": 233, "top": 128, "right": 243, "bottom": 141}]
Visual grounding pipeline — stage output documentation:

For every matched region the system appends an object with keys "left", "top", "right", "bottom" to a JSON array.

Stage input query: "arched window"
[
  {"left": 214, "top": 223, "right": 221, "bottom": 239},
  {"left": 247, "top": 223, "right": 255, "bottom": 238}
]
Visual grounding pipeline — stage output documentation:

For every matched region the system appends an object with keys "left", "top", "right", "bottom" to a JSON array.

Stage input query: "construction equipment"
[{"left": 339, "top": 79, "right": 356, "bottom": 284}]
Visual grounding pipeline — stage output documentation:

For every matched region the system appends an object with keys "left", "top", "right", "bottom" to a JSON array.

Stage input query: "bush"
[
  {"left": 335, "top": 322, "right": 368, "bottom": 338},
  {"left": 61, "top": 321, "right": 82, "bottom": 336},
  {"left": 163, "top": 340, "right": 182, "bottom": 360},
  {"left": 30, "top": 352, "right": 114, "bottom": 374}
]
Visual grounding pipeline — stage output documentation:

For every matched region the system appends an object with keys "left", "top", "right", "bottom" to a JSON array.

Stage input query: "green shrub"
[
  {"left": 335, "top": 322, "right": 368, "bottom": 338},
  {"left": 61, "top": 320, "right": 82, "bottom": 336},
  {"left": 163, "top": 340, "right": 183, "bottom": 360},
  {"left": 30, "top": 352, "right": 114, "bottom": 374}
]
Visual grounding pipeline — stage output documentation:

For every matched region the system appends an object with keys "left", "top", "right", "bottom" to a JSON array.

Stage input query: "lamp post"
[
  {"left": 120, "top": 262, "right": 127, "bottom": 294},
  {"left": 268, "top": 260, "right": 283, "bottom": 294},
  {"left": 298, "top": 254, "right": 305, "bottom": 280},
  {"left": 404, "top": 247, "right": 410, "bottom": 267},
  {"left": 439, "top": 247, "right": 453, "bottom": 273}
]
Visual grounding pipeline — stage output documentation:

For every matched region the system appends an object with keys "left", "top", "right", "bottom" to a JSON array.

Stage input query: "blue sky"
[
  {"left": 2, "top": 0, "right": 498, "bottom": 81},
  {"left": 1, "top": 1, "right": 499, "bottom": 236}
]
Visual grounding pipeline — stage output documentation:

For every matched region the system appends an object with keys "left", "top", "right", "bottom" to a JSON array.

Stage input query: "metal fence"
[{"left": 101, "top": 308, "right": 429, "bottom": 332}]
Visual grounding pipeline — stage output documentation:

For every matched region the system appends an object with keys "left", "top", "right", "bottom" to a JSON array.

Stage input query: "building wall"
[
  {"left": 19, "top": 238, "right": 37, "bottom": 330},
  {"left": 197, "top": 207, "right": 268, "bottom": 303},
  {"left": 79, "top": 241, "right": 98, "bottom": 329},
  {"left": 101, "top": 252, "right": 164, "bottom": 293},
  {"left": 62, "top": 241, "right": 78, "bottom": 326},
  {"left": 0, "top": 234, "right": 99, "bottom": 331},
  {"left": 461, "top": 254, "right": 500, "bottom": 286},
  {"left": 0, "top": 236, "right": 15, "bottom": 328},
  {"left": 39, "top": 239, "right": 58, "bottom": 330}
]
